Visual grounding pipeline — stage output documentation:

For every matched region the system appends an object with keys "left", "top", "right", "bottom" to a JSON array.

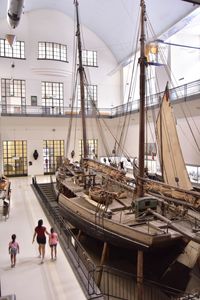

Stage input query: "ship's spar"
[
  {"left": 74, "top": 0, "right": 88, "bottom": 159},
  {"left": 138, "top": 0, "right": 146, "bottom": 198}
]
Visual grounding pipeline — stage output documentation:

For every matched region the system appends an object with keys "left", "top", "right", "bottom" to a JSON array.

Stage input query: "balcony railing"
[
  {"left": 111, "top": 79, "right": 200, "bottom": 117},
  {"left": 0, "top": 79, "right": 200, "bottom": 118},
  {"left": 0, "top": 104, "right": 111, "bottom": 118}
]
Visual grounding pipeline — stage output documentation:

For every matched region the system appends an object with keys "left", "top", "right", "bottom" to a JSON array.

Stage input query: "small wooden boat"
[{"left": 89, "top": 186, "right": 116, "bottom": 205}]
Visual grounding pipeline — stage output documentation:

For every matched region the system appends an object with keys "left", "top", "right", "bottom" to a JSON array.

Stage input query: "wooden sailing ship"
[{"left": 56, "top": 0, "right": 200, "bottom": 256}]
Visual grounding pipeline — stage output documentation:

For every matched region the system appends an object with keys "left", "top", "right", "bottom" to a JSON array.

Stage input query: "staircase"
[{"left": 33, "top": 181, "right": 66, "bottom": 227}]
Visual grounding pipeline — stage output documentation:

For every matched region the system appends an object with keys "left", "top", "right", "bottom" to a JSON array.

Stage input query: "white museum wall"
[
  {"left": 1, "top": 100, "right": 200, "bottom": 177},
  {"left": 170, "top": 32, "right": 200, "bottom": 86},
  {"left": 0, "top": 116, "right": 119, "bottom": 176},
  {"left": 1, "top": 117, "right": 69, "bottom": 176},
  {"left": 0, "top": 9, "right": 121, "bottom": 109}
]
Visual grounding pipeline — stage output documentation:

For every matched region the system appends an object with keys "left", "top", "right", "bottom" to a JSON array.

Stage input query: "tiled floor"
[{"left": 0, "top": 176, "right": 86, "bottom": 300}]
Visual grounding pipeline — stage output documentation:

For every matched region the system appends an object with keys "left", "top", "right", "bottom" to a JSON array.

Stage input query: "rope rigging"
[{"left": 66, "top": 0, "right": 199, "bottom": 187}]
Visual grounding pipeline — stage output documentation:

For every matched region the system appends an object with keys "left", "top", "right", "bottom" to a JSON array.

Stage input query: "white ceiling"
[{"left": 0, "top": 0, "right": 199, "bottom": 63}]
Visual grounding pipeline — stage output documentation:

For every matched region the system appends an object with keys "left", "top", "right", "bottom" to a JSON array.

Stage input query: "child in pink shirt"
[
  {"left": 8, "top": 234, "right": 20, "bottom": 267},
  {"left": 49, "top": 228, "right": 58, "bottom": 260}
]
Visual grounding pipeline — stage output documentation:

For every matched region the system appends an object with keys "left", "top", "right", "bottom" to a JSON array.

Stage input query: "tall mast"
[
  {"left": 138, "top": 0, "right": 147, "bottom": 197},
  {"left": 74, "top": 0, "right": 88, "bottom": 158}
]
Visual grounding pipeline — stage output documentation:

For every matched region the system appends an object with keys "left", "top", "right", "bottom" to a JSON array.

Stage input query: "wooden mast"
[
  {"left": 160, "top": 93, "right": 164, "bottom": 178},
  {"left": 74, "top": 0, "right": 88, "bottom": 158},
  {"left": 138, "top": 0, "right": 147, "bottom": 197}
]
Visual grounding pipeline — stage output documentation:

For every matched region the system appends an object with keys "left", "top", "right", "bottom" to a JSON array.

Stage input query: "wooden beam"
[
  {"left": 97, "top": 242, "right": 109, "bottom": 287},
  {"left": 137, "top": 250, "right": 144, "bottom": 300}
]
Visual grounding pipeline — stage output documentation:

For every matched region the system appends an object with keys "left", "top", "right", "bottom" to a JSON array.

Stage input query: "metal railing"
[
  {"left": 95, "top": 266, "right": 200, "bottom": 300},
  {"left": 0, "top": 104, "right": 111, "bottom": 118},
  {"left": 0, "top": 79, "right": 200, "bottom": 119},
  {"left": 111, "top": 79, "right": 200, "bottom": 117}
]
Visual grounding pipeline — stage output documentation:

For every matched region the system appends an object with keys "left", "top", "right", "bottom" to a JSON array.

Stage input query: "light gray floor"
[{"left": 0, "top": 176, "right": 86, "bottom": 300}]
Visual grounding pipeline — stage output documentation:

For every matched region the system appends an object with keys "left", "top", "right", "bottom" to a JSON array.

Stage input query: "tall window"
[
  {"left": 42, "top": 81, "right": 64, "bottom": 114},
  {"left": 1, "top": 79, "right": 26, "bottom": 114},
  {"left": 82, "top": 50, "right": 97, "bottom": 67},
  {"left": 79, "top": 139, "right": 98, "bottom": 159},
  {"left": 3, "top": 140, "right": 27, "bottom": 176},
  {"left": 0, "top": 39, "right": 25, "bottom": 59},
  {"left": 38, "top": 42, "right": 67, "bottom": 62},
  {"left": 77, "top": 84, "right": 97, "bottom": 110},
  {"left": 43, "top": 140, "right": 64, "bottom": 174}
]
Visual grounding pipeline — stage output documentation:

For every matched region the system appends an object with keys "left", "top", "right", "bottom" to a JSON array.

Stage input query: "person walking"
[
  {"left": 32, "top": 219, "right": 49, "bottom": 263},
  {"left": 49, "top": 227, "right": 58, "bottom": 260},
  {"left": 8, "top": 234, "right": 20, "bottom": 268}
]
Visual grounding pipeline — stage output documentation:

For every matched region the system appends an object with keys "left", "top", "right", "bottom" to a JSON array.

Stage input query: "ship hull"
[{"left": 58, "top": 193, "right": 181, "bottom": 252}]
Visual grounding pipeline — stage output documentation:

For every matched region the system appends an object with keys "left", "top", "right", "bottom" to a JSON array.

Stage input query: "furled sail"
[{"left": 156, "top": 86, "right": 192, "bottom": 190}]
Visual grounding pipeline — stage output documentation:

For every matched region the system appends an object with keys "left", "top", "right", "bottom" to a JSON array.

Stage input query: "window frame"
[
  {"left": 0, "top": 38, "right": 25, "bottom": 59},
  {"left": 77, "top": 84, "right": 98, "bottom": 110},
  {"left": 38, "top": 41, "right": 68, "bottom": 62},
  {"left": 42, "top": 81, "right": 64, "bottom": 114},
  {"left": 1, "top": 78, "right": 26, "bottom": 114},
  {"left": 79, "top": 139, "right": 98, "bottom": 159},
  {"left": 81, "top": 49, "right": 97, "bottom": 67},
  {"left": 43, "top": 140, "right": 64, "bottom": 174},
  {"left": 3, "top": 140, "right": 27, "bottom": 176}
]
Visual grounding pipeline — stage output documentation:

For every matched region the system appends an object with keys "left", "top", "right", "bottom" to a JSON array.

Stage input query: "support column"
[
  {"left": 97, "top": 242, "right": 109, "bottom": 287},
  {"left": 137, "top": 250, "right": 144, "bottom": 300}
]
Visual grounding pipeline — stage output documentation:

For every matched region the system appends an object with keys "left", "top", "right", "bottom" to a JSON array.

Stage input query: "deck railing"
[{"left": 0, "top": 79, "right": 200, "bottom": 118}]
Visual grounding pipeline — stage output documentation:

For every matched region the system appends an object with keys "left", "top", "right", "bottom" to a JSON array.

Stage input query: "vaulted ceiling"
[{"left": 0, "top": 0, "right": 199, "bottom": 64}]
